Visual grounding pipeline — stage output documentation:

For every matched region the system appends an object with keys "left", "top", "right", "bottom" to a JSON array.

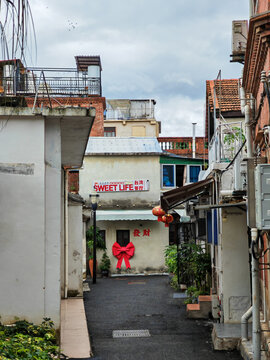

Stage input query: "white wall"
[
  {"left": 0, "top": 116, "right": 62, "bottom": 328},
  {"left": 80, "top": 155, "right": 161, "bottom": 208},
  {"left": 0, "top": 117, "right": 46, "bottom": 324},
  {"left": 68, "top": 203, "right": 83, "bottom": 296},
  {"left": 45, "top": 118, "right": 61, "bottom": 327},
  {"left": 220, "top": 208, "right": 250, "bottom": 323},
  {"left": 96, "top": 220, "right": 168, "bottom": 274}
]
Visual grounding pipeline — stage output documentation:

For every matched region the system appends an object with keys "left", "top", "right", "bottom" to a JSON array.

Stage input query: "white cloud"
[
  {"left": 156, "top": 96, "right": 205, "bottom": 137},
  {"left": 20, "top": 0, "right": 249, "bottom": 136}
]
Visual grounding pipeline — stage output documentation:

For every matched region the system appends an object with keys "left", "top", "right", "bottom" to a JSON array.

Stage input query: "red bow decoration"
[{"left": 112, "top": 242, "right": 135, "bottom": 269}]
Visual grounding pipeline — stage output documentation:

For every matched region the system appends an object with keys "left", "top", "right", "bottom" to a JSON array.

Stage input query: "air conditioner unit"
[
  {"left": 255, "top": 164, "right": 270, "bottom": 230},
  {"left": 234, "top": 161, "right": 247, "bottom": 192},
  {"left": 230, "top": 20, "right": 248, "bottom": 63}
]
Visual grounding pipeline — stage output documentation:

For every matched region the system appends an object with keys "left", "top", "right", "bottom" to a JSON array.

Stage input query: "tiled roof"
[
  {"left": 206, "top": 79, "right": 241, "bottom": 113},
  {"left": 205, "top": 79, "right": 242, "bottom": 139}
]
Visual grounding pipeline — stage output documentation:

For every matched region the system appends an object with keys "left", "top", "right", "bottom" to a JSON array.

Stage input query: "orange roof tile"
[
  {"left": 205, "top": 79, "right": 242, "bottom": 138},
  {"left": 206, "top": 79, "right": 241, "bottom": 113}
]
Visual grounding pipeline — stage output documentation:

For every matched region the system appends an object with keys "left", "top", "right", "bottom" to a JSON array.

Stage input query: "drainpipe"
[
  {"left": 241, "top": 306, "right": 253, "bottom": 341},
  {"left": 251, "top": 227, "right": 261, "bottom": 360},
  {"left": 240, "top": 86, "right": 253, "bottom": 158},
  {"left": 192, "top": 122, "right": 196, "bottom": 158},
  {"left": 64, "top": 170, "right": 69, "bottom": 299},
  {"left": 245, "top": 103, "right": 253, "bottom": 158}
]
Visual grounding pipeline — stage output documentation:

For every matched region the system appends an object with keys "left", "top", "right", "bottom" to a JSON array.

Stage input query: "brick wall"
[
  {"left": 25, "top": 96, "right": 106, "bottom": 137},
  {"left": 89, "top": 97, "right": 106, "bottom": 137},
  {"left": 68, "top": 170, "right": 79, "bottom": 193}
]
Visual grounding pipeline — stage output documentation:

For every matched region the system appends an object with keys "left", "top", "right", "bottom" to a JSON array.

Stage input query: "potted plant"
[
  {"left": 86, "top": 225, "right": 106, "bottom": 278},
  {"left": 99, "top": 251, "right": 111, "bottom": 277}
]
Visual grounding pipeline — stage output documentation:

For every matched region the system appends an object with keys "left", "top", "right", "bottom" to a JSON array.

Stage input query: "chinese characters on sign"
[
  {"left": 93, "top": 180, "right": 150, "bottom": 193},
  {"left": 133, "top": 229, "right": 151, "bottom": 237}
]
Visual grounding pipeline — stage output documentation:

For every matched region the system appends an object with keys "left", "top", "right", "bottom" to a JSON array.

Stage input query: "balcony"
[
  {"left": 208, "top": 120, "right": 245, "bottom": 164},
  {"left": 158, "top": 137, "right": 208, "bottom": 159},
  {"left": 0, "top": 64, "right": 101, "bottom": 99},
  {"left": 105, "top": 99, "right": 155, "bottom": 120}
]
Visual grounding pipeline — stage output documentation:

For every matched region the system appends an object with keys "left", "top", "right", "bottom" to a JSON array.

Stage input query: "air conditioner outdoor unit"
[{"left": 230, "top": 20, "right": 248, "bottom": 63}]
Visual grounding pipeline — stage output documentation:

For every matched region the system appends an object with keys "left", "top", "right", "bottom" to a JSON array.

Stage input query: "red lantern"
[
  {"left": 152, "top": 206, "right": 166, "bottom": 222},
  {"left": 161, "top": 214, "right": 174, "bottom": 227}
]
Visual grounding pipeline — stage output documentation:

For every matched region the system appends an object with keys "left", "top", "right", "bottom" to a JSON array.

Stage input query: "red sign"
[
  {"left": 133, "top": 229, "right": 151, "bottom": 237},
  {"left": 93, "top": 180, "right": 150, "bottom": 193}
]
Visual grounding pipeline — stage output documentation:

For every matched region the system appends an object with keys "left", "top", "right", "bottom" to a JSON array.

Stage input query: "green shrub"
[
  {"left": 184, "top": 285, "right": 205, "bottom": 304},
  {"left": 0, "top": 318, "right": 59, "bottom": 359},
  {"left": 164, "top": 245, "right": 178, "bottom": 274},
  {"left": 164, "top": 242, "right": 211, "bottom": 294},
  {"left": 170, "top": 274, "right": 180, "bottom": 290}
]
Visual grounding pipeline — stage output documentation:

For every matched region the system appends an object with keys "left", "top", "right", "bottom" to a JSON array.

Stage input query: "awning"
[
  {"left": 161, "top": 177, "right": 214, "bottom": 211},
  {"left": 96, "top": 210, "right": 157, "bottom": 221}
]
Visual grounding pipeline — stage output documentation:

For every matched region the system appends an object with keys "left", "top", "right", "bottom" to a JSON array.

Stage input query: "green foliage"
[
  {"left": 223, "top": 127, "right": 245, "bottom": 146},
  {"left": 170, "top": 274, "right": 180, "bottom": 291},
  {"left": 184, "top": 286, "right": 205, "bottom": 304},
  {"left": 99, "top": 251, "right": 111, "bottom": 272},
  {"left": 223, "top": 127, "right": 246, "bottom": 159},
  {"left": 0, "top": 318, "right": 59, "bottom": 360},
  {"left": 164, "top": 242, "right": 211, "bottom": 294},
  {"left": 164, "top": 245, "right": 178, "bottom": 274},
  {"left": 87, "top": 225, "right": 106, "bottom": 259}
]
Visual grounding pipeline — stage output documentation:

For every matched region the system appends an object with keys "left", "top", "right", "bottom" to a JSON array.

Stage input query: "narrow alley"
[{"left": 84, "top": 276, "right": 242, "bottom": 360}]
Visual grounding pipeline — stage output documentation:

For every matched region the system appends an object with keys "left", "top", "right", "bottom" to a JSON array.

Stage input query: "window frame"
[
  {"left": 104, "top": 127, "right": 116, "bottom": 137},
  {"left": 161, "top": 163, "right": 202, "bottom": 188}
]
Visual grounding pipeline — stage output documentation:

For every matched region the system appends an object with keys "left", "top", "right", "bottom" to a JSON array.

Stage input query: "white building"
[
  {"left": 0, "top": 105, "right": 95, "bottom": 329},
  {"left": 80, "top": 137, "right": 169, "bottom": 274}
]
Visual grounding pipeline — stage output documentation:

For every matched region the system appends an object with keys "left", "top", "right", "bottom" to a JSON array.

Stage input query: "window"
[
  {"left": 189, "top": 165, "right": 201, "bottom": 183},
  {"left": 104, "top": 127, "right": 116, "bottom": 137},
  {"left": 116, "top": 230, "right": 130, "bottom": 247},
  {"left": 162, "top": 165, "right": 174, "bottom": 187},
  {"left": 162, "top": 164, "right": 185, "bottom": 188}
]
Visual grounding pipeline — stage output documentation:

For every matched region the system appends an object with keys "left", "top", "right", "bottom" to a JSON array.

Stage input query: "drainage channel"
[{"left": 112, "top": 330, "right": 151, "bottom": 338}]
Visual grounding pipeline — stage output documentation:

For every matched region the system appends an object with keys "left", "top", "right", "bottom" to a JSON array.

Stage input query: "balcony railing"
[
  {"left": 208, "top": 120, "right": 245, "bottom": 164},
  {"left": 0, "top": 68, "right": 101, "bottom": 98},
  {"left": 105, "top": 107, "right": 155, "bottom": 120}
]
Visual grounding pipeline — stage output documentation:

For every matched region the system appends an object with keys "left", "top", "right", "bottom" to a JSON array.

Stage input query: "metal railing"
[
  {"left": 0, "top": 68, "right": 101, "bottom": 98},
  {"left": 208, "top": 119, "right": 245, "bottom": 164},
  {"left": 105, "top": 107, "right": 155, "bottom": 120}
]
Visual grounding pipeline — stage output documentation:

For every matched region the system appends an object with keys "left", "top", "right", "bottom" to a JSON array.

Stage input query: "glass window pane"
[
  {"left": 163, "top": 165, "right": 174, "bottom": 187},
  {"left": 189, "top": 165, "right": 200, "bottom": 183}
]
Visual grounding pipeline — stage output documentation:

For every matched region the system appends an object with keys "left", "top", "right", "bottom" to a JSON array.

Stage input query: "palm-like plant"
[{"left": 0, "top": 0, "right": 36, "bottom": 62}]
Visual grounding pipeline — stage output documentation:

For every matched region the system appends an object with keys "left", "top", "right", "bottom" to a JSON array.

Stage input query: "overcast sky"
[{"left": 28, "top": 0, "right": 249, "bottom": 137}]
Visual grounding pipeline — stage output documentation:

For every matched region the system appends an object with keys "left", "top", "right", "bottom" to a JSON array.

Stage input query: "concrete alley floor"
[{"left": 83, "top": 275, "right": 242, "bottom": 360}]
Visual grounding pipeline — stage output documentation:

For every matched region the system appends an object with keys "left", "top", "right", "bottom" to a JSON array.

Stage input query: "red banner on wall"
[{"left": 93, "top": 180, "right": 150, "bottom": 192}]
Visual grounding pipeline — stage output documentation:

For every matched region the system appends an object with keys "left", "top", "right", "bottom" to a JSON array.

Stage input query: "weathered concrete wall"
[
  {"left": 80, "top": 155, "right": 160, "bottom": 209},
  {"left": 0, "top": 116, "right": 62, "bottom": 328},
  {"left": 0, "top": 117, "right": 46, "bottom": 324},
  {"left": 45, "top": 118, "right": 62, "bottom": 328},
  {"left": 68, "top": 203, "right": 83, "bottom": 297},
  {"left": 96, "top": 220, "right": 168, "bottom": 274},
  {"left": 220, "top": 208, "right": 250, "bottom": 323}
]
